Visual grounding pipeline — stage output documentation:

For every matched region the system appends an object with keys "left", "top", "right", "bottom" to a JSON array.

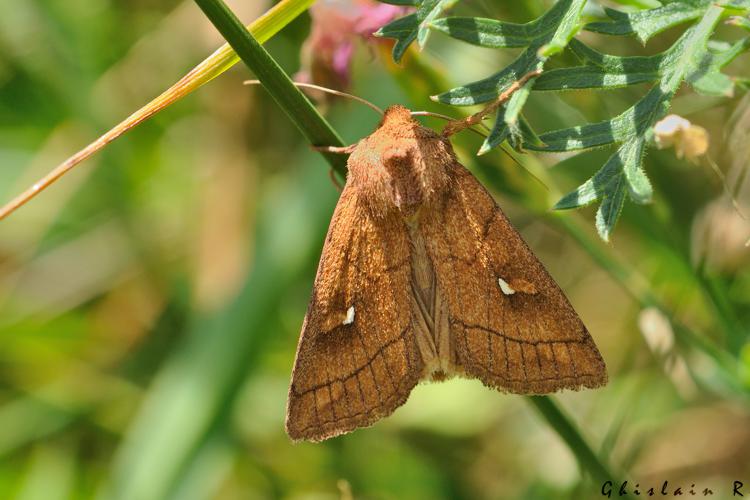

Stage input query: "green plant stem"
[
  {"left": 193, "top": 0, "right": 347, "bottom": 177},
  {"left": 191, "top": 0, "right": 619, "bottom": 485},
  {"left": 698, "top": 272, "right": 746, "bottom": 352},
  {"left": 528, "top": 396, "right": 616, "bottom": 483}
]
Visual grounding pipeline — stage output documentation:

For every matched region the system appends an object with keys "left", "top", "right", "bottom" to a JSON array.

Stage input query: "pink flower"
[
  {"left": 354, "top": 3, "right": 407, "bottom": 39},
  {"left": 297, "top": 0, "right": 408, "bottom": 91}
]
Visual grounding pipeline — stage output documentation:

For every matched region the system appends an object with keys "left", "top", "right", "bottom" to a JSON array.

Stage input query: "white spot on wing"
[
  {"left": 343, "top": 305, "right": 355, "bottom": 325},
  {"left": 498, "top": 277, "right": 515, "bottom": 295}
]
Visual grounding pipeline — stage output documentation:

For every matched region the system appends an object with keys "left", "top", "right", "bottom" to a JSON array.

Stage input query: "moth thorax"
[
  {"left": 347, "top": 108, "right": 453, "bottom": 218},
  {"left": 388, "top": 142, "right": 452, "bottom": 213},
  {"left": 382, "top": 148, "right": 424, "bottom": 215}
]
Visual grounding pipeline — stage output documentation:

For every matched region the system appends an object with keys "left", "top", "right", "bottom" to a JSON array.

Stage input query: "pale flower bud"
[{"left": 654, "top": 114, "right": 709, "bottom": 162}]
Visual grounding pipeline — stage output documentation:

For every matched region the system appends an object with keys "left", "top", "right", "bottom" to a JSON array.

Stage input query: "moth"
[{"left": 286, "top": 105, "right": 607, "bottom": 442}]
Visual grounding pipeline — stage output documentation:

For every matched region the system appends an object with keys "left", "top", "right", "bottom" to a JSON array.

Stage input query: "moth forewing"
[
  {"left": 419, "top": 162, "right": 607, "bottom": 395},
  {"left": 285, "top": 184, "right": 423, "bottom": 443}
]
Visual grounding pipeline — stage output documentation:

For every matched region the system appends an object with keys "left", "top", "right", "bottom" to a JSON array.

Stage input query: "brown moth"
[{"left": 286, "top": 105, "right": 607, "bottom": 442}]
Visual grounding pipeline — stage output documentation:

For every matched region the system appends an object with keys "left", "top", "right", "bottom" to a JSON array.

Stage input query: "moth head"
[{"left": 378, "top": 105, "right": 416, "bottom": 129}]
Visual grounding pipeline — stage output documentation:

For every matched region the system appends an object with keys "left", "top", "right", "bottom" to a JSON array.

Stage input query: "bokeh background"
[{"left": 1, "top": 0, "right": 749, "bottom": 498}]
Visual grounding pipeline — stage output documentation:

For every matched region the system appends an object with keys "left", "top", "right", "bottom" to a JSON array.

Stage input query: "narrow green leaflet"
[
  {"left": 429, "top": 17, "right": 533, "bottom": 48},
  {"left": 555, "top": 139, "right": 648, "bottom": 242},
  {"left": 527, "top": 86, "right": 666, "bottom": 151},
  {"left": 533, "top": 38, "right": 663, "bottom": 91},
  {"left": 480, "top": 114, "right": 513, "bottom": 155},
  {"left": 376, "top": 0, "right": 458, "bottom": 62},
  {"left": 554, "top": 139, "right": 647, "bottom": 209},
  {"left": 584, "top": 0, "right": 711, "bottom": 44},
  {"left": 433, "top": 48, "right": 546, "bottom": 105},
  {"left": 532, "top": 65, "right": 657, "bottom": 91}
]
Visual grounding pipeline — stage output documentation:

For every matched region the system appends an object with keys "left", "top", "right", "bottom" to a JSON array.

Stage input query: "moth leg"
[
  {"left": 312, "top": 144, "right": 357, "bottom": 154},
  {"left": 328, "top": 168, "right": 344, "bottom": 192},
  {"left": 312, "top": 144, "right": 352, "bottom": 191},
  {"left": 441, "top": 69, "right": 542, "bottom": 138}
]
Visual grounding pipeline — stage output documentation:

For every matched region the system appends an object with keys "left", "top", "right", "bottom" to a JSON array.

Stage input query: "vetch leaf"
[
  {"left": 476, "top": 79, "right": 535, "bottom": 155},
  {"left": 554, "top": 178, "right": 603, "bottom": 210},
  {"left": 380, "top": 0, "right": 740, "bottom": 240},
  {"left": 416, "top": 0, "right": 458, "bottom": 47},
  {"left": 532, "top": 8, "right": 726, "bottom": 154},
  {"left": 620, "top": 139, "right": 651, "bottom": 203},
  {"left": 482, "top": 113, "right": 544, "bottom": 154},
  {"left": 538, "top": 0, "right": 585, "bottom": 56},
  {"left": 533, "top": 65, "right": 658, "bottom": 91},
  {"left": 377, "top": 13, "right": 419, "bottom": 62},
  {"left": 568, "top": 39, "right": 665, "bottom": 73},
  {"left": 550, "top": 5, "right": 725, "bottom": 237},
  {"left": 434, "top": 0, "right": 587, "bottom": 105}
]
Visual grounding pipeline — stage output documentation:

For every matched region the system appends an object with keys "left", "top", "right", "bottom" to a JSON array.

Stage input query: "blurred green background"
[{"left": 1, "top": 0, "right": 749, "bottom": 499}]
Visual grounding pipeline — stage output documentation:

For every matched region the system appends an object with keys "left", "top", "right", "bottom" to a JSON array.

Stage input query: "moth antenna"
[
  {"left": 410, "top": 111, "right": 490, "bottom": 139},
  {"left": 705, "top": 155, "right": 747, "bottom": 220},
  {"left": 502, "top": 147, "right": 550, "bottom": 193},
  {"left": 411, "top": 111, "right": 549, "bottom": 192},
  {"left": 243, "top": 80, "right": 384, "bottom": 116}
]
